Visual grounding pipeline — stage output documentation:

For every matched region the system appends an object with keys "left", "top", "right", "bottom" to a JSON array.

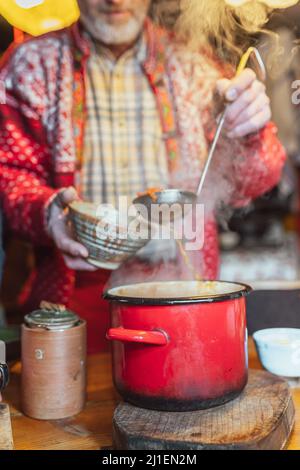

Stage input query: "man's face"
[{"left": 78, "top": 0, "right": 151, "bottom": 45}]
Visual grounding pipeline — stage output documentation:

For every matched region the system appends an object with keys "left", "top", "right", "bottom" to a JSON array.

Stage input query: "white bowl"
[{"left": 253, "top": 328, "right": 300, "bottom": 377}]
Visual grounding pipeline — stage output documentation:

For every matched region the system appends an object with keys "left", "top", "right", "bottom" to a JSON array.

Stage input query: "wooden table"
[{"left": 2, "top": 339, "right": 300, "bottom": 450}]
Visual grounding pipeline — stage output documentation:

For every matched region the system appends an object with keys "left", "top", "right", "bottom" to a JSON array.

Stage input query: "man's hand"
[
  {"left": 47, "top": 187, "right": 97, "bottom": 271},
  {"left": 216, "top": 69, "right": 271, "bottom": 139}
]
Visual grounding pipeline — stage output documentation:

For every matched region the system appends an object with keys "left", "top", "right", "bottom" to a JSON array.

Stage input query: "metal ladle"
[{"left": 133, "top": 47, "right": 266, "bottom": 222}]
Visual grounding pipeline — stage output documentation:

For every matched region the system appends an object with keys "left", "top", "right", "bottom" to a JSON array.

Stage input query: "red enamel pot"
[{"left": 104, "top": 281, "right": 251, "bottom": 411}]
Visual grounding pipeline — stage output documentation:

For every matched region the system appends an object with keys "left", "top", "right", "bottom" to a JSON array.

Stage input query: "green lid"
[{"left": 24, "top": 302, "right": 79, "bottom": 331}]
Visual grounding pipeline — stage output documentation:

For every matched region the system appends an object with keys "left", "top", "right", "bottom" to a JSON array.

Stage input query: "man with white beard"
[{"left": 0, "top": 0, "right": 286, "bottom": 352}]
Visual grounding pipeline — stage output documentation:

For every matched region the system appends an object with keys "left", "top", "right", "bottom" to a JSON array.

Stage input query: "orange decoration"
[
  {"left": 13, "top": 27, "right": 25, "bottom": 44},
  {"left": 137, "top": 187, "right": 163, "bottom": 202}
]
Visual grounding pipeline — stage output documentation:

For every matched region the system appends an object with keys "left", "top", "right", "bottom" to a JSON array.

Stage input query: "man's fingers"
[
  {"left": 216, "top": 70, "right": 257, "bottom": 101},
  {"left": 224, "top": 68, "right": 257, "bottom": 101},
  {"left": 227, "top": 93, "right": 270, "bottom": 129},
  {"left": 57, "top": 236, "right": 89, "bottom": 258},
  {"left": 225, "top": 80, "right": 266, "bottom": 125},
  {"left": 60, "top": 187, "right": 80, "bottom": 206},
  {"left": 227, "top": 104, "right": 271, "bottom": 138},
  {"left": 47, "top": 187, "right": 94, "bottom": 268},
  {"left": 61, "top": 238, "right": 89, "bottom": 258},
  {"left": 216, "top": 78, "right": 231, "bottom": 98},
  {"left": 62, "top": 254, "right": 98, "bottom": 271}
]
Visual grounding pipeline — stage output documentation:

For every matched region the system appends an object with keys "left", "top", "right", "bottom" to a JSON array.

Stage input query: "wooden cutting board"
[
  {"left": 113, "top": 369, "right": 295, "bottom": 450},
  {"left": 0, "top": 403, "right": 14, "bottom": 450}
]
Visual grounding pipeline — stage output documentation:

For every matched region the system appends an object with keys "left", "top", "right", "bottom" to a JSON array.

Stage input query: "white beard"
[{"left": 80, "top": 12, "right": 146, "bottom": 45}]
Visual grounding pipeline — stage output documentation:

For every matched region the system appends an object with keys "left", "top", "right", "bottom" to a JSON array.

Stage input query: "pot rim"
[{"left": 104, "top": 280, "right": 252, "bottom": 305}]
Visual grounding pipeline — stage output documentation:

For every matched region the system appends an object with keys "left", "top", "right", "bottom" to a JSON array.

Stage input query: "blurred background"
[{"left": 1, "top": 2, "right": 300, "bottom": 349}]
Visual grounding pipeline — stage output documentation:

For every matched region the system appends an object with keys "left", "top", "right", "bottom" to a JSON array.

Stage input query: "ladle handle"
[
  {"left": 237, "top": 47, "right": 266, "bottom": 82},
  {"left": 196, "top": 110, "right": 226, "bottom": 197},
  {"left": 196, "top": 47, "right": 266, "bottom": 198}
]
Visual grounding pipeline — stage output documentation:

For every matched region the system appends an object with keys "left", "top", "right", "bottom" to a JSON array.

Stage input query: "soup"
[{"left": 109, "top": 280, "right": 247, "bottom": 300}]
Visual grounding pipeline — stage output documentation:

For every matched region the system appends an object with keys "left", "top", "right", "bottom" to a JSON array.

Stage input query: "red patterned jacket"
[{"left": 0, "top": 21, "right": 286, "bottom": 312}]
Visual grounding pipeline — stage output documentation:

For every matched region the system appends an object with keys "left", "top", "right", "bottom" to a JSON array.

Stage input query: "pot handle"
[{"left": 106, "top": 328, "right": 168, "bottom": 346}]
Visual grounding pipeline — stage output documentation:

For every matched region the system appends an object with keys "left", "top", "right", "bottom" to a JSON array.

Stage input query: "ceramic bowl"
[
  {"left": 69, "top": 201, "right": 150, "bottom": 270},
  {"left": 253, "top": 328, "right": 300, "bottom": 377}
]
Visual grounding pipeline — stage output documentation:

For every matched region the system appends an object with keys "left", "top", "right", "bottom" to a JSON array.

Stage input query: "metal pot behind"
[{"left": 0, "top": 341, "right": 9, "bottom": 394}]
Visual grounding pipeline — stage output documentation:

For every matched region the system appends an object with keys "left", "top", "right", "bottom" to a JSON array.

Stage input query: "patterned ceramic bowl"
[{"left": 69, "top": 201, "right": 150, "bottom": 270}]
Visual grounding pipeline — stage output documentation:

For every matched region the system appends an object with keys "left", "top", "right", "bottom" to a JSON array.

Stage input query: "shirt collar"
[{"left": 70, "top": 19, "right": 170, "bottom": 84}]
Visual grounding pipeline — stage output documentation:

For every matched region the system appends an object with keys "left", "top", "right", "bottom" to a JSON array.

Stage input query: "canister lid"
[{"left": 24, "top": 301, "right": 80, "bottom": 330}]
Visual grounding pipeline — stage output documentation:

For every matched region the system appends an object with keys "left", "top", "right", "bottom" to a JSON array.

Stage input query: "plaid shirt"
[{"left": 82, "top": 35, "right": 169, "bottom": 206}]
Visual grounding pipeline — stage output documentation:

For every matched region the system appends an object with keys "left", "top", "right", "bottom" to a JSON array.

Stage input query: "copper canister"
[{"left": 21, "top": 302, "right": 86, "bottom": 420}]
